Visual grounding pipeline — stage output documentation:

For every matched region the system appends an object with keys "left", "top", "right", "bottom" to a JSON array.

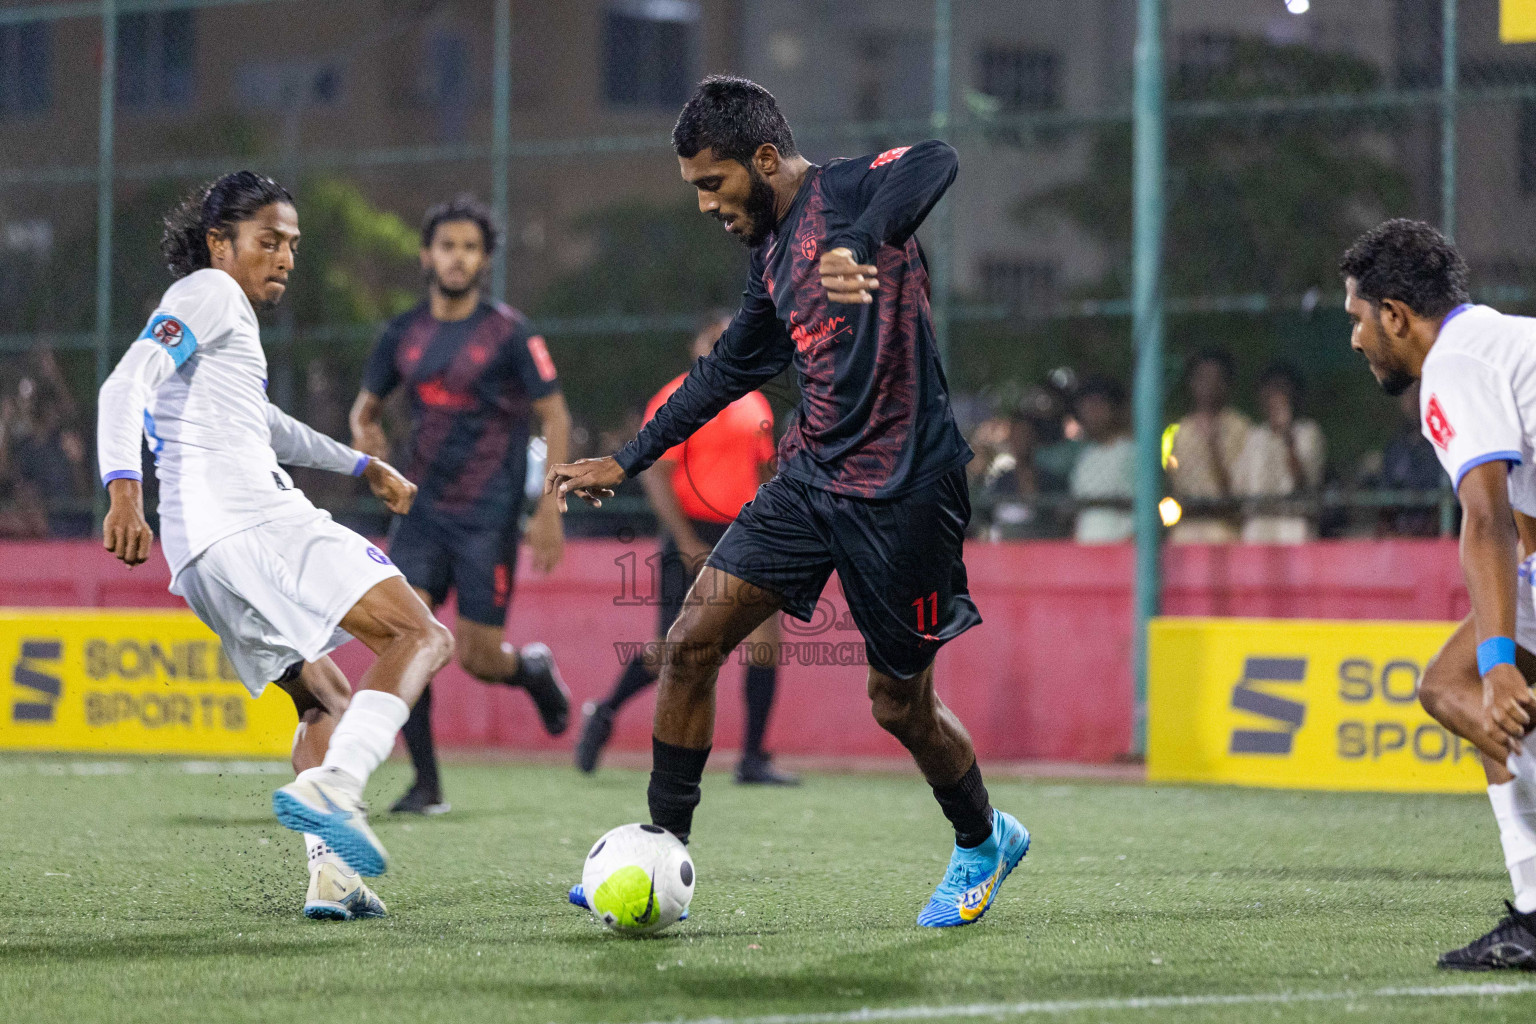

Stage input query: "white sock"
[
  {"left": 1489, "top": 773, "right": 1536, "bottom": 914},
  {"left": 304, "top": 833, "right": 346, "bottom": 874},
  {"left": 318, "top": 689, "right": 409, "bottom": 793}
]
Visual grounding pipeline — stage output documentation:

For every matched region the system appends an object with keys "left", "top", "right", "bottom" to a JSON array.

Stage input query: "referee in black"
[{"left": 351, "top": 196, "right": 572, "bottom": 814}]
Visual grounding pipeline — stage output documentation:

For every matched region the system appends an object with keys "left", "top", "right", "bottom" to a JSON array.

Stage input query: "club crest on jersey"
[
  {"left": 151, "top": 318, "right": 184, "bottom": 346},
  {"left": 800, "top": 234, "right": 817, "bottom": 262},
  {"left": 140, "top": 313, "right": 198, "bottom": 367},
  {"left": 1425, "top": 394, "right": 1455, "bottom": 450}
]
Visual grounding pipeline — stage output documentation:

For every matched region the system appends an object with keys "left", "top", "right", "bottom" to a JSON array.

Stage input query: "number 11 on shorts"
[{"left": 912, "top": 590, "right": 938, "bottom": 632}]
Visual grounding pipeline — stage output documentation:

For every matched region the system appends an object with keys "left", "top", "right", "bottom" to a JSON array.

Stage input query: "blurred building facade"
[
  {"left": 2, "top": 0, "right": 1535, "bottom": 538},
  {"left": 7, "top": 1, "right": 1536, "bottom": 314}
]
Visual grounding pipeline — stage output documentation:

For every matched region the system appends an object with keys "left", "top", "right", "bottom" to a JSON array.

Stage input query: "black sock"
[
  {"left": 742, "top": 665, "right": 776, "bottom": 760},
  {"left": 603, "top": 656, "right": 657, "bottom": 713},
  {"left": 400, "top": 682, "right": 441, "bottom": 796},
  {"left": 647, "top": 736, "right": 711, "bottom": 844},
  {"left": 932, "top": 760, "right": 993, "bottom": 849}
]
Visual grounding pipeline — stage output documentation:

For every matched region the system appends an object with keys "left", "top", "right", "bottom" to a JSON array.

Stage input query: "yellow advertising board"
[
  {"left": 1504, "top": 0, "right": 1536, "bottom": 43},
  {"left": 0, "top": 610, "right": 295, "bottom": 756},
  {"left": 1149, "top": 617, "right": 1484, "bottom": 794}
]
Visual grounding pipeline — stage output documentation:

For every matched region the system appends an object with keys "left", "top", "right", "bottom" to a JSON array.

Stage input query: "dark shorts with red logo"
[
  {"left": 705, "top": 468, "right": 981, "bottom": 680},
  {"left": 387, "top": 509, "right": 519, "bottom": 627}
]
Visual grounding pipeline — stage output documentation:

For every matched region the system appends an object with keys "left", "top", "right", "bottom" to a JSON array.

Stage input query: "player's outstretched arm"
[
  {"left": 544, "top": 456, "right": 625, "bottom": 513},
  {"left": 615, "top": 273, "right": 793, "bottom": 480},
  {"left": 266, "top": 402, "right": 372, "bottom": 477},
  {"left": 1459, "top": 460, "right": 1536, "bottom": 755}
]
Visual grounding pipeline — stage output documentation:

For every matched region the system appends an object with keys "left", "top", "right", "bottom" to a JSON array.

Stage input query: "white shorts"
[
  {"left": 171, "top": 510, "right": 402, "bottom": 696},
  {"left": 1520, "top": 555, "right": 1536, "bottom": 655}
]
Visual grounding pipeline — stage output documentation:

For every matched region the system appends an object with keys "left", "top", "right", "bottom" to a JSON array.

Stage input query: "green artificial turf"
[{"left": 1, "top": 755, "right": 1533, "bottom": 1024}]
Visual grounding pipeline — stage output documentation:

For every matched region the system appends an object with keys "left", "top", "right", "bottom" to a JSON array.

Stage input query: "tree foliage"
[{"left": 1018, "top": 39, "right": 1411, "bottom": 299}]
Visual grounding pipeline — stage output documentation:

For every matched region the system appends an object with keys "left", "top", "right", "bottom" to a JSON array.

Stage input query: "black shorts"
[
  {"left": 706, "top": 469, "right": 981, "bottom": 679},
  {"left": 387, "top": 510, "right": 519, "bottom": 627},
  {"left": 657, "top": 518, "right": 732, "bottom": 636}
]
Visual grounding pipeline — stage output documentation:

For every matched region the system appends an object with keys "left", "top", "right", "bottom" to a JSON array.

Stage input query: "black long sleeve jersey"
[{"left": 615, "top": 140, "right": 972, "bottom": 500}]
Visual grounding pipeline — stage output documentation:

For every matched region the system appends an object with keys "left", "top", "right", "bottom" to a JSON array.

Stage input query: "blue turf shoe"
[
  {"left": 273, "top": 767, "right": 389, "bottom": 877},
  {"left": 916, "top": 809, "right": 1029, "bottom": 928}
]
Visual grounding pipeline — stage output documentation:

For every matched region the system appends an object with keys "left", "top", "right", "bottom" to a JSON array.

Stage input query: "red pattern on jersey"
[
  {"left": 527, "top": 335, "right": 558, "bottom": 382},
  {"left": 869, "top": 146, "right": 911, "bottom": 169},
  {"left": 1425, "top": 394, "right": 1455, "bottom": 450},
  {"left": 771, "top": 180, "right": 920, "bottom": 498}
]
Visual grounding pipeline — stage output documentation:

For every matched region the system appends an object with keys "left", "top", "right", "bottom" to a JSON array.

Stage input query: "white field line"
[{"left": 622, "top": 981, "right": 1536, "bottom": 1024}]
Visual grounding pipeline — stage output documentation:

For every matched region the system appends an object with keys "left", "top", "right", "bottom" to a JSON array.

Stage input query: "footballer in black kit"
[
  {"left": 548, "top": 77, "right": 1029, "bottom": 929},
  {"left": 352, "top": 195, "right": 573, "bottom": 815}
]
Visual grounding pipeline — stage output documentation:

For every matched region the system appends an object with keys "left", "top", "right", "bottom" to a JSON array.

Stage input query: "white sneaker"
[
  {"left": 304, "top": 861, "right": 387, "bottom": 921},
  {"left": 273, "top": 767, "right": 389, "bottom": 876}
]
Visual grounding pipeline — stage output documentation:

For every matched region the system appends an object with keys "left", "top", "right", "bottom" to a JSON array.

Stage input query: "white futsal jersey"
[
  {"left": 1418, "top": 303, "right": 1536, "bottom": 516},
  {"left": 1420, "top": 303, "right": 1536, "bottom": 651},
  {"left": 97, "top": 268, "right": 403, "bottom": 693},
  {"left": 97, "top": 268, "right": 368, "bottom": 579}
]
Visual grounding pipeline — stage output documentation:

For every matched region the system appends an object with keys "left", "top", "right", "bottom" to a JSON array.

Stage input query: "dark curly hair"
[
  {"left": 421, "top": 194, "right": 500, "bottom": 255},
  {"left": 672, "top": 75, "right": 798, "bottom": 165},
  {"left": 161, "top": 171, "right": 294, "bottom": 279},
  {"left": 1339, "top": 218, "right": 1469, "bottom": 319}
]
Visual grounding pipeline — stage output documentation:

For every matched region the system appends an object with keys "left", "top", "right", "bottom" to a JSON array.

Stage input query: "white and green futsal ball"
[{"left": 581, "top": 823, "right": 694, "bottom": 936}]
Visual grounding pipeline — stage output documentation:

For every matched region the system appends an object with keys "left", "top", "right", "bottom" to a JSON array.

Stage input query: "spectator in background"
[
  {"left": 1231, "top": 361, "right": 1326, "bottom": 543},
  {"left": 1168, "top": 348, "right": 1250, "bottom": 543},
  {"left": 974, "top": 398, "right": 1043, "bottom": 539},
  {"left": 1069, "top": 375, "right": 1135, "bottom": 544},
  {"left": 1034, "top": 367, "right": 1083, "bottom": 494},
  {"left": 0, "top": 349, "right": 91, "bottom": 536},
  {"left": 970, "top": 386, "right": 1077, "bottom": 540},
  {"left": 1377, "top": 382, "right": 1444, "bottom": 537}
]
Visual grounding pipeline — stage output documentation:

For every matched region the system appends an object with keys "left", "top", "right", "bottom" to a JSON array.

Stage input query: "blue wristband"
[{"left": 1477, "top": 636, "right": 1517, "bottom": 676}]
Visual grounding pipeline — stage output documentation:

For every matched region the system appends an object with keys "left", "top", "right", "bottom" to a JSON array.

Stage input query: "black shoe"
[
  {"left": 1438, "top": 902, "right": 1536, "bottom": 970},
  {"left": 735, "top": 754, "right": 800, "bottom": 786},
  {"left": 390, "top": 784, "right": 450, "bottom": 816},
  {"left": 515, "top": 642, "right": 570, "bottom": 736},
  {"left": 575, "top": 702, "right": 615, "bottom": 774}
]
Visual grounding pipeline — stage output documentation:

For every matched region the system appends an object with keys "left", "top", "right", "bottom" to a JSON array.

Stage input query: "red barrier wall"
[{"left": 0, "top": 538, "right": 1466, "bottom": 762}]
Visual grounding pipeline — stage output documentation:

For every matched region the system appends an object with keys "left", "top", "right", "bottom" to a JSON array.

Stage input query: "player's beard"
[
  {"left": 429, "top": 267, "right": 481, "bottom": 301},
  {"left": 739, "top": 168, "right": 779, "bottom": 248},
  {"left": 1364, "top": 316, "right": 1417, "bottom": 396},
  {"left": 1377, "top": 365, "right": 1417, "bottom": 397}
]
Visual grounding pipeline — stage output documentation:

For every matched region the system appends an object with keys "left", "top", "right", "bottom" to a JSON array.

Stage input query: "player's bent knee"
[
  {"left": 868, "top": 676, "right": 930, "bottom": 737},
  {"left": 1417, "top": 651, "right": 1461, "bottom": 725},
  {"left": 664, "top": 610, "right": 728, "bottom": 674},
  {"left": 404, "top": 616, "right": 454, "bottom": 673}
]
